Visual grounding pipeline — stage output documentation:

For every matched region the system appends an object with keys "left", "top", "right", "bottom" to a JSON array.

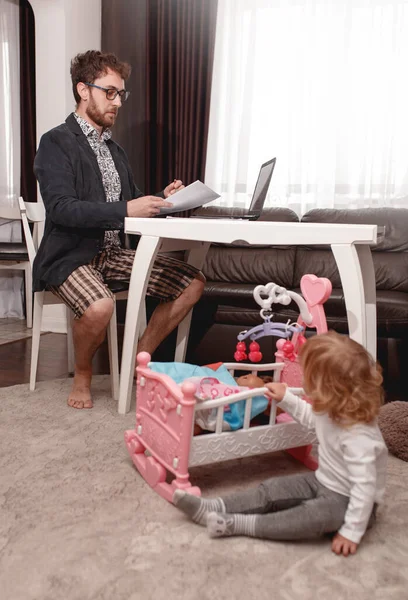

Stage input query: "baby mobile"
[{"left": 233, "top": 282, "right": 310, "bottom": 363}]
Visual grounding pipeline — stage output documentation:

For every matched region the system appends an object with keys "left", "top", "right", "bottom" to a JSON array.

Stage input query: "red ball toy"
[
  {"left": 248, "top": 350, "right": 263, "bottom": 362},
  {"left": 248, "top": 341, "right": 262, "bottom": 362},
  {"left": 234, "top": 341, "right": 247, "bottom": 361},
  {"left": 282, "top": 341, "right": 294, "bottom": 355}
]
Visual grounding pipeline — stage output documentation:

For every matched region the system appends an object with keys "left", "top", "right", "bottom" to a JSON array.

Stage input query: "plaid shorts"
[{"left": 49, "top": 247, "right": 202, "bottom": 318}]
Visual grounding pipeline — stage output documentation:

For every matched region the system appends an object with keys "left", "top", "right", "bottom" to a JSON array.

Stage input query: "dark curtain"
[
  {"left": 19, "top": 0, "right": 36, "bottom": 202},
  {"left": 145, "top": 0, "right": 218, "bottom": 194},
  {"left": 102, "top": 0, "right": 149, "bottom": 190}
]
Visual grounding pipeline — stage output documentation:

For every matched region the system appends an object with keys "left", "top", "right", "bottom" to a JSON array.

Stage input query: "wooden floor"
[{"left": 0, "top": 332, "right": 113, "bottom": 388}]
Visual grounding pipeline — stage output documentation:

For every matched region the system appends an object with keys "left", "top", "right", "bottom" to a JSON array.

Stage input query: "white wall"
[
  {"left": 30, "top": 0, "right": 101, "bottom": 332},
  {"left": 30, "top": 0, "right": 101, "bottom": 141}
]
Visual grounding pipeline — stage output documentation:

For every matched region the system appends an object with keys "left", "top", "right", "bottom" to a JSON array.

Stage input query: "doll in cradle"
[
  {"left": 193, "top": 373, "right": 281, "bottom": 435},
  {"left": 149, "top": 360, "right": 276, "bottom": 433}
]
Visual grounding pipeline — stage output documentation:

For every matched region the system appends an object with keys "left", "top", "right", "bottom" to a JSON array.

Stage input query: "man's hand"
[
  {"left": 127, "top": 196, "right": 173, "bottom": 218},
  {"left": 331, "top": 533, "right": 358, "bottom": 556},
  {"left": 164, "top": 179, "right": 185, "bottom": 198},
  {"left": 264, "top": 382, "right": 287, "bottom": 402}
]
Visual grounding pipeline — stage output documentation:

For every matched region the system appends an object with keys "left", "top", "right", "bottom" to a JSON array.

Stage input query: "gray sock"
[
  {"left": 207, "top": 512, "right": 257, "bottom": 538},
  {"left": 173, "top": 489, "right": 225, "bottom": 525}
]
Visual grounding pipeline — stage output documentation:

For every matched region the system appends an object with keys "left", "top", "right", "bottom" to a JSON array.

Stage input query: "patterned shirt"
[{"left": 73, "top": 112, "right": 121, "bottom": 248}]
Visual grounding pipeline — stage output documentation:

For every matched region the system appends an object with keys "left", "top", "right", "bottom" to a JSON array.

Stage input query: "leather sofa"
[{"left": 177, "top": 205, "right": 408, "bottom": 400}]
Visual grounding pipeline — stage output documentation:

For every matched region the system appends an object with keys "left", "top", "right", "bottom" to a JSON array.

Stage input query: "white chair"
[
  {"left": 0, "top": 204, "right": 33, "bottom": 327},
  {"left": 18, "top": 197, "right": 129, "bottom": 399}
]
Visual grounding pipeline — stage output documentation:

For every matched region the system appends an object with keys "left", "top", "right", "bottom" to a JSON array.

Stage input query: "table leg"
[
  {"left": 118, "top": 235, "right": 161, "bottom": 414},
  {"left": 174, "top": 242, "right": 211, "bottom": 362},
  {"left": 355, "top": 244, "right": 377, "bottom": 359},
  {"left": 331, "top": 243, "right": 376, "bottom": 358}
]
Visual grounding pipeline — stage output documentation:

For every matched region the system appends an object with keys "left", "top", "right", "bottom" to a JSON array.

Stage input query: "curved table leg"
[
  {"left": 118, "top": 235, "right": 161, "bottom": 414},
  {"left": 331, "top": 243, "right": 376, "bottom": 358},
  {"left": 174, "top": 242, "right": 211, "bottom": 362},
  {"left": 355, "top": 244, "right": 377, "bottom": 359}
]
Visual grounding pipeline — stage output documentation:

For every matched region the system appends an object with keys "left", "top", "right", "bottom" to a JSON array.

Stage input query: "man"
[{"left": 33, "top": 50, "right": 205, "bottom": 409}]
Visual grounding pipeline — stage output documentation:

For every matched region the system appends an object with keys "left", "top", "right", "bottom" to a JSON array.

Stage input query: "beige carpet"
[{"left": 1, "top": 377, "right": 407, "bottom": 600}]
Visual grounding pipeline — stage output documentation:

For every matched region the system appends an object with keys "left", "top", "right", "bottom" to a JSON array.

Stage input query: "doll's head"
[
  {"left": 235, "top": 374, "right": 274, "bottom": 388},
  {"left": 299, "top": 331, "right": 383, "bottom": 425}
]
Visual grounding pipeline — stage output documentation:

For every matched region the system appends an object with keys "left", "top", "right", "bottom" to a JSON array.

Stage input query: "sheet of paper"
[{"left": 159, "top": 180, "right": 220, "bottom": 214}]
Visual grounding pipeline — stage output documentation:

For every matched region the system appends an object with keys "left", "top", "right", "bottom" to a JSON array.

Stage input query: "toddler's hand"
[
  {"left": 264, "top": 382, "right": 287, "bottom": 402},
  {"left": 331, "top": 533, "right": 358, "bottom": 556}
]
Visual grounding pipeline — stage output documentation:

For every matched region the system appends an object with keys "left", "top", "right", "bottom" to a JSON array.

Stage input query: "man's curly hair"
[
  {"left": 300, "top": 330, "right": 383, "bottom": 425},
  {"left": 70, "top": 50, "right": 131, "bottom": 104}
]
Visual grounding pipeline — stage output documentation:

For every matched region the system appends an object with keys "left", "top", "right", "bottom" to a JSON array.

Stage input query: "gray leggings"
[{"left": 222, "top": 471, "right": 374, "bottom": 541}]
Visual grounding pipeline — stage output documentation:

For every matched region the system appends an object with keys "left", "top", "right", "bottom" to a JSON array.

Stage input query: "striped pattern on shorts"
[{"left": 49, "top": 247, "right": 202, "bottom": 319}]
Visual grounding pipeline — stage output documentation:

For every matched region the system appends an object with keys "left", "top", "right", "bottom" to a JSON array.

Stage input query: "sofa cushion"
[
  {"left": 300, "top": 207, "right": 408, "bottom": 292},
  {"left": 301, "top": 207, "right": 408, "bottom": 251},
  {"left": 201, "top": 206, "right": 299, "bottom": 288},
  {"left": 293, "top": 248, "right": 408, "bottom": 292},
  {"left": 203, "top": 246, "right": 297, "bottom": 289}
]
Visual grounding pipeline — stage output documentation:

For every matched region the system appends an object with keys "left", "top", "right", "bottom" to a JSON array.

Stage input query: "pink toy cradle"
[{"left": 125, "top": 274, "right": 332, "bottom": 502}]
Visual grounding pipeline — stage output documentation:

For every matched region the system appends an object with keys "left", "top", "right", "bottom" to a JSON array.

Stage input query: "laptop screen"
[{"left": 249, "top": 158, "right": 276, "bottom": 214}]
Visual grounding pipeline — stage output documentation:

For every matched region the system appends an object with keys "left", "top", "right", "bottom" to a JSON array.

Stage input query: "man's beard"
[{"left": 86, "top": 96, "right": 117, "bottom": 129}]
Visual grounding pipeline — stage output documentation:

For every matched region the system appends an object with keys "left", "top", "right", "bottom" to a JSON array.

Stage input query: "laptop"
[{"left": 195, "top": 157, "right": 276, "bottom": 221}]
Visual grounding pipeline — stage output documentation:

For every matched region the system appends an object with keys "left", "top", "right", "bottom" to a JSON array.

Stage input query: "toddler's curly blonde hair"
[{"left": 299, "top": 331, "right": 383, "bottom": 425}]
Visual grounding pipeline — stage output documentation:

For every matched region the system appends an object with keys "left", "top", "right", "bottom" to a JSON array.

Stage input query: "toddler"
[{"left": 173, "top": 331, "right": 387, "bottom": 556}]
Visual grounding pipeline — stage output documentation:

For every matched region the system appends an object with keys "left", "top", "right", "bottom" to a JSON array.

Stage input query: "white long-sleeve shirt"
[{"left": 280, "top": 390, "right": 388, "bottom": 544}]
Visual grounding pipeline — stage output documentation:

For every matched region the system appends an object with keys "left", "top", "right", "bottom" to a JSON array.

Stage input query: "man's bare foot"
[{"left": 68, "top": 372, "right": 93, "bottom": 409}]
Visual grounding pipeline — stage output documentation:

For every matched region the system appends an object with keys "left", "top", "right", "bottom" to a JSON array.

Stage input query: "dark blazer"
[{"left": 33, "top": 113, "right": 150, "bottom": 291}]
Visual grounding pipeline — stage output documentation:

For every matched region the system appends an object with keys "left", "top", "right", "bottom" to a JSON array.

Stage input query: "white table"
[{"left": 118, "top": 217, "right": 378, "bottom": 414}]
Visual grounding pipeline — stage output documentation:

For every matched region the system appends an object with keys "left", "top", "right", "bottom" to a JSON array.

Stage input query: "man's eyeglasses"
[{"left": 85, "top": 83, "right": 130, "bottom": 102}]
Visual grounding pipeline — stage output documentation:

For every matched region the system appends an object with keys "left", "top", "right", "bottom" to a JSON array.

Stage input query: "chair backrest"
[{"left": 18, "top": 197, "right": 46, "bottom": 267}]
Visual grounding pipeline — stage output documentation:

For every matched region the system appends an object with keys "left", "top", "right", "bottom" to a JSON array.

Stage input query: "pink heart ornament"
[{"left": 300, "top": 274, "right": 332, "bottom": 307}]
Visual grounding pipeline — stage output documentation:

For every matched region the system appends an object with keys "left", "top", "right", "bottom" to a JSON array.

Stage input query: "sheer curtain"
[
  {"left": 0, "top": 0, "right": 23, "bottom": 318},
  {"left": 205, "top": 0, "right": 408, "bottom": 214}
]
